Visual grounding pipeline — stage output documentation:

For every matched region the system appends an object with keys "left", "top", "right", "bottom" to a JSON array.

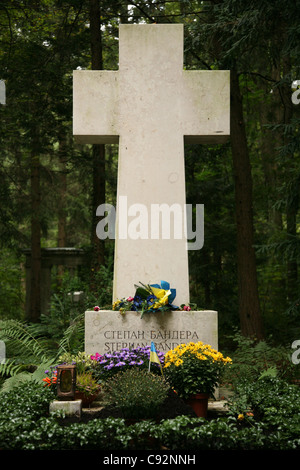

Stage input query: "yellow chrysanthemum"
[
  {"left": 163, "top": 341, "right": 232, "bottom": 368},
  {"left": 175, "top": 359, "right": 183, "bottom": 366},
  {"left": 196, "top": 353, "right": 208, "bottom": 360}
]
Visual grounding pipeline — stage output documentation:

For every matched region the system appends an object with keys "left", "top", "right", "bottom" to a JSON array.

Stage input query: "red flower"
[
  {"left": 42, "top": 377, "right": 51, "bottom": 387},
  {"left": 42, "top": 376, "right": 57, "bottom": 387}
]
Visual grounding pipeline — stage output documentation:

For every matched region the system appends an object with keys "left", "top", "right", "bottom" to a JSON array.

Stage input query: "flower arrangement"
[
  {"left": 163, "top": 341, "right": 232, "bottom": 399},
  {"left": 91, "top": 345, "right": 164, "bottom": 382},
  {"left": 92, "top": 281, "right": 197, "bottom": 316},
  {"left": 112, "top": 281, "right": 180, "bottom": 317}
]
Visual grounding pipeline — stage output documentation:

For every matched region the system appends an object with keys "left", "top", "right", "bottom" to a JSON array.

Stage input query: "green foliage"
[
  {"left": 222, "top": 331, "right": 296, "bottom": 386},
  {"left": 0, "top": 382, "right": 56, "bottom": 450},
  {"left": 1, "top": 376, "right": 300, "bottom": 450},
  {"left": 226, "top": 376, "right": 300, "bottom": 448},
  {"left": 0, "top": 249, "right": 24, "bottom": 320},
  {"left": 76, "top": 372, "right": 100, "bottom": 397},
  {"left": 0, "top": 319, "right": 53, "bottom": 365},
  {"left": 35, "top": 265, "right": 113, "bottom": 354},
  {"left": 103, "top": 368, "right": 170, "bottom": 419},
  {"left": 0, "top": 318, "right": 86, "bottom": 392},
  {"left": 57, "top": 351, "right": 94, "bottom": 374}
]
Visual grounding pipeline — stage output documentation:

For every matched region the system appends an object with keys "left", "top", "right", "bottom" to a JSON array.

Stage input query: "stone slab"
[
  {"left": 49, "top": 400, "right": 82, "bottom": 418},
  {"left": 84, "top": 310, "right": 218, "bottom": 355}
]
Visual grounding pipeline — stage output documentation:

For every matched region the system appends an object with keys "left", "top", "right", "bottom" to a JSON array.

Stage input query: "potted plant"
[
  {"left": 163, "top": 341, "right": 232, "bottom": 417},
  {"left": 75, "top": 371, "right": 101, "bottom": 405}
]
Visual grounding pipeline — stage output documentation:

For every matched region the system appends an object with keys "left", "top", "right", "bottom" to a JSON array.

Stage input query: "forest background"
[{"left": 0, "top": 0, "right": 300, "bottom": 352}]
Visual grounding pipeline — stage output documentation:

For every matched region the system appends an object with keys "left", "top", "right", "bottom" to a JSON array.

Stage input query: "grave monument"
[{"left": 73, "top": 24, "right": 230, "bottom": 355}]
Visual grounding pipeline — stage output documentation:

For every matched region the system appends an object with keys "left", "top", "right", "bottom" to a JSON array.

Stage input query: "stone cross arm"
[{"left": 73, "top": 24, "right": 229, "bottom": 146}]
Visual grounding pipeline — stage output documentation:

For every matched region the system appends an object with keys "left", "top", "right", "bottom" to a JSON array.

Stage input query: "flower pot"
[
  {"left": 186, "top": 393, "right": 209, "bottom": 418},
  {"left": 75, "top": 391, "right": 99, "bottom": 406}
]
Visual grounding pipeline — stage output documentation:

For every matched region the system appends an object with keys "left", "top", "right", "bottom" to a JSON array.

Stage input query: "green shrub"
[
  {"left": 222, "top": 332, "right": 295, "bottom": 386},
  {"left": 1, "top": 375, "right": 300, "bottom": 450},
  {"left": 0, "top": 382, "right": 56, "bottom": 449},
  {"left": 227, "top": 376, "right": 300, "bottom": 426},
  {"left": 103, "top": 368, "right": 170, "bottom": 419}
]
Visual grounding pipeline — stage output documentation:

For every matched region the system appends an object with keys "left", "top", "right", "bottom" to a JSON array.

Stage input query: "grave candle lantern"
[{"left": 56, "top": 364, "right": 77, "bottom": 400}]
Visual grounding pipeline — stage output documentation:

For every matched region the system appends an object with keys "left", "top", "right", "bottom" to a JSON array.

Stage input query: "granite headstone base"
[{"left": 84, "top": 310, "right": 218, "bottom": 355}]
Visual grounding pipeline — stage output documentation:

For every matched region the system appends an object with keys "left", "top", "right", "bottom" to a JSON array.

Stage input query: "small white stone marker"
[
  {"left": 73, "top": 24, "right": 229, "bottom": 305},
  {"left": 50, "top": 400, "right": 82, "bottom": 418}
]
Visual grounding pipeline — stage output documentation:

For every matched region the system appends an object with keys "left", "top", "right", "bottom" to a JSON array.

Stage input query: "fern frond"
[
  {"left": 0, "top": 360, "right": 23, "bottom": 378},
  {"left": 57, "top": 313, "right": 84, "bottom": 355},
  {"left": 0, "top": 371, "right": 31, "bottom": 394},
  {"left": 0, "top": 319, "right": 52, "bottom": 363}
]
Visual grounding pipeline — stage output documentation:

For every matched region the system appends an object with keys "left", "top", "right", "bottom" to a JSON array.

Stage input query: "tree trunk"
[
  {"left": 57, "top": 137, "right": 67, "bottom": 248},
  {"left": 281, "top": 57, "right": 298, "bottom": 301},
  {"left": 258, "top": 67, "right": 283, "bottom": 229},
  {"left": 56, "top": 136, "right": 68, "bottom": 284},
  {"left": 89, "top": 0, "right": 105, "bottom": 279},
  {"left": 230, "top": 69, "right": 264, "bottom": 339},
  {"left": 29, "top": 151, "right": 41, "bottom": 322}
]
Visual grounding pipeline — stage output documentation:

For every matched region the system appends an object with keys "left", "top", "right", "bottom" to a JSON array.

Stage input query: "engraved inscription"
[{"left": 102, "top": 329, "right": 200, "bottom": 352}]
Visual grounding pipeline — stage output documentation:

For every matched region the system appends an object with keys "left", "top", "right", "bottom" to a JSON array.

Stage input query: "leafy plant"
[
  {"left": 76, "top": 372, "right": 101, "bottom": 397},
  {"left": 0, "top": 318, "right": 85, "bottom": 392},
  {"left": 103, "top": 368, "right": 169, "bottom": 419},
  {"left": 57, "top": 351, "right": 95, "bottom": 374},
  {"left": 222, "top": 332, "right": 296, "bottom": 386},
  {"left": 227, "top": 376, "right": 300, "bottom": 427},
  {"left": 0, "top": 319, "right": 55, "bottom": 391}
]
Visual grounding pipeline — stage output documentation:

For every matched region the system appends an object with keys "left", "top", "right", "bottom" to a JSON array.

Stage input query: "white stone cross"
[{"left": 73, "top": 24, "right": 229, "bottom": 306}]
